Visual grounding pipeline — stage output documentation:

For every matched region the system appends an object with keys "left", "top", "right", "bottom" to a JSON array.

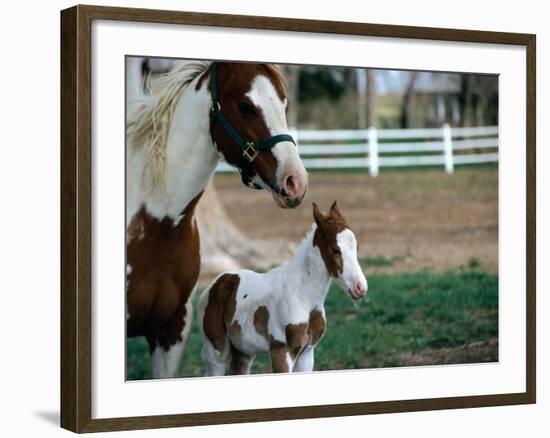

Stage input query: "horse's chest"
[
  {"left": 128, "top": 212, "right": 199, "bottom": 278},
  {"left": 126, "top": 208, "right": 200, "bottom": 329}
]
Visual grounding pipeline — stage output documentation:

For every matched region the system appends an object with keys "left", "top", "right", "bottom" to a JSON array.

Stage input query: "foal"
[{"left": 198, "top": 201, "right": 368, "bottom": 375}]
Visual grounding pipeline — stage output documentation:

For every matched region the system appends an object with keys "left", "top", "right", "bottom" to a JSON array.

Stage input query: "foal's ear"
[
  {"left": 329, "top": 200, "right": 343, "bottom": 219},
  {"left": 312, "top": 202, "right": 325, "bottom": 226},
  {"left": 329, "top": 200, "right": 339, "bottom": 215}
]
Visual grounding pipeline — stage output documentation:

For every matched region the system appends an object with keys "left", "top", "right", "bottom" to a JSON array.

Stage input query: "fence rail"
[{"left": 215, "top": 124, "right": 499, "bottom": 176}]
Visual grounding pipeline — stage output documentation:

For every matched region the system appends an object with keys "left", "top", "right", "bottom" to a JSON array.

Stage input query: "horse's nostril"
[
  {"left": 279, "top": 172, "right": 307, "bottom": 203},
  {"left": 285, "top": 175, "right": 296, "bottom": 191}
]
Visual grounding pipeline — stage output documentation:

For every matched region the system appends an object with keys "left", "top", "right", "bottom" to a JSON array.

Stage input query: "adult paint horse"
[
  {"left": 198, "top": 202, "right": 368, "bottom": 375},
  {"left": 126, "top": 61, "right": 308, "bottom": 378}
]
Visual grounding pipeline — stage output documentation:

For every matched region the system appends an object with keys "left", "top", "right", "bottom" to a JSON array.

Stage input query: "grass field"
[{"left": 127, "top": 266, "right": 498, "bottom": 380}]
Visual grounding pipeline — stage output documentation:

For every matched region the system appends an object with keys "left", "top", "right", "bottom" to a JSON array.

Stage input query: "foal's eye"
[
  {"left": 331, "top": 247, "right": 342, "bottom": 256},
  {"left": 238, "top": 102, "right": 256, "bottom": 115}
]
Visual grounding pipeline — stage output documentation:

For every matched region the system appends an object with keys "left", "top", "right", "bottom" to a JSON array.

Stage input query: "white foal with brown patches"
[{"left": 198, "top": 202, "right": 368, "bottom": 375}]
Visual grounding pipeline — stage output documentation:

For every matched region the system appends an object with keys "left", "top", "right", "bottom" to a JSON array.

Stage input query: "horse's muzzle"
[{"left": 271, "top": 188, "right": 307, "bottom": 209}]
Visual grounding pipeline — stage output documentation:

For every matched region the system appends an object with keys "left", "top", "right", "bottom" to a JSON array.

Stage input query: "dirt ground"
[
  {"left": 213, "top": 166, "right": 498, "bottom": 275},
  {"left": 397, "top": 338, "right": 498, "bottom": 367}
]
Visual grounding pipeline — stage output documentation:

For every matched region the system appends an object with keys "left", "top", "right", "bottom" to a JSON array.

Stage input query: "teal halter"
[{"left": 209, "top": 62, "right": 296, "bottom": 190}]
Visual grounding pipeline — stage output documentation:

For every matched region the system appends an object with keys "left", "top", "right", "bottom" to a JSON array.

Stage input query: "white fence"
[{"left": 216, "top": 124, "right": 499, "bottom": 176}]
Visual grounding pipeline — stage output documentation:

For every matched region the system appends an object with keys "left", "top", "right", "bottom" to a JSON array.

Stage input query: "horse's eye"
[
  {"left": 238, "top": 102, "right": 256, "bottom": 115},
  {"left": 331, "top": 247, "right": 342, "bottom": 256}
]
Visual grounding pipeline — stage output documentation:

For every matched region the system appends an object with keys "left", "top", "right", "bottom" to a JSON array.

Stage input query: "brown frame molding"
[{"left": 60, "top": 4, "right": 536, "bottom": 433}]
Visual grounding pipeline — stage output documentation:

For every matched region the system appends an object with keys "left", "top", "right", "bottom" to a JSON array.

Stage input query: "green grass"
[
  {"left": 359, "top": 252, "right": 412, "bottom": 267},
  {"left": 126, "top": 269, "right": 498, "bottom": 380},
  {"left": 361, "top": 255, "right": 394, "bottom": 267}
]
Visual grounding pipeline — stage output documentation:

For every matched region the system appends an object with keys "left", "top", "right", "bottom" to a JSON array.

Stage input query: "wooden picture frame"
[{"left": 60, "top": 4, "right": 536, "bottom": 432}]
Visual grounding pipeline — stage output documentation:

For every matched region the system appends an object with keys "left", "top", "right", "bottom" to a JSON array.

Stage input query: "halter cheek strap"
[{"left": 209, "top": 62, "right": 296, "bottom": 190}]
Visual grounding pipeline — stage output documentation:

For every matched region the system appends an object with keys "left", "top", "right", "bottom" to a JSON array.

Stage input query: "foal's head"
[
  {"left": 312, "top": 202, "right": 368, "bottom": 300},
  {"left": 207, "top": 62, "right": 308, "bottom": 208}
]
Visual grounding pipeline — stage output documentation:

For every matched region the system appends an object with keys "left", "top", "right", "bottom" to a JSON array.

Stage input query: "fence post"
[
  {"left": 443, "top": 123, "right": 454, "bottom": 174},
  {"left": 368, "top": 127, "right": 379, "bottom": 177}
]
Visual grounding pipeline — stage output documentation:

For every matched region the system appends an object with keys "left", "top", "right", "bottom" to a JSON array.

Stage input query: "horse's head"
[
  {"left": 208, "top": 62, "right": 308, "bottom": 209},
  {"left": 312, "top": 201, "right": 368, "bottom": 300}
]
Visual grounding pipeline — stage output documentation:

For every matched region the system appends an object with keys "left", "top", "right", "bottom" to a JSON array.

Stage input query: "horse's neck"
[
  {"left": 127, "top": 81, "right": 219, "bottom": 224},
  {"left": 282, "top": 225, "right": 332, "bottom": 308}
]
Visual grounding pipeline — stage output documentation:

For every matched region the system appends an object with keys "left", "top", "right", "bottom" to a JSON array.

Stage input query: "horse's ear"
[
  {"left": 312, "top": 202, "right": 325, "bottom": 226},
  {"left": 330, "top": 200, "right": 342, "bottom": 218}
]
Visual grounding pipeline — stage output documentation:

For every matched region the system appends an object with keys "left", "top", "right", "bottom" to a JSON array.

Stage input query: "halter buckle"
[
  {"left": 243, "top": 143, "right": 259, "bottom": 162},
  {"left": 211, "top": 101, "right": 221, "bottom": 113}
]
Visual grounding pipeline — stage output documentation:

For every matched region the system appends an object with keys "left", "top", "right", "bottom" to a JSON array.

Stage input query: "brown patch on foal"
[
  {"left": 254, "top": 305, "right": 327, "bottom": 369},
  {"left": 312, "top": 201, "right": 348, "bottom": 277},
  {"left": 202, "top": 273, "right": 241, "bottom": 354},
  {"left": 285, "top": 323, "right": 309, "bottom": 360},
  {"left": 253, "top": 305, "right": 270, "bottom": 338},
  {"left": 308, "top": 309, "right": 326, "bottom": 346},
  {"left": 126, "top": 191, "right": 203, "bottom": 352},
  {"left": 228, "top": 344, "right": 252, "bottom": 375},
  {"left": 254, "top": 306, "right": 295, "bottom": 372},
  {"left": 269, "top": 341, "right": 290, "bottom": 373},
  {"left": 229, "top": 320, "right": 242, "bottom": 339}
]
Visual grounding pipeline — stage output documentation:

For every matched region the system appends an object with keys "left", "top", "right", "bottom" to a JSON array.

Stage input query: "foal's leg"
[
  {"left": 201, "top": 336, "right": 229, "bottom": 376},
  {"left": 293, "top": 346, "right": 315, "bottom": 372},
  {"left": 151, "top": 289, "right": 196, "bottom": 379},
  {"left": 269, "top": 342, "right": 292, "bottom": 373},
  {"left": 228, "top": 345, "right": 255, "bottom": 375}
]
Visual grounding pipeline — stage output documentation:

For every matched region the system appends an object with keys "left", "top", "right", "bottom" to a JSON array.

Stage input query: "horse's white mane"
[{"left": 127, "top": 60, "right": 212, "bottom": 188}]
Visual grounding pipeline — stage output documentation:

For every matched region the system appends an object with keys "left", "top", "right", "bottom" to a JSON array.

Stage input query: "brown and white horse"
[
  {"left": 126, "top": 61, "right": 308, "bottom": 378},
  {"left": 198, "top": 202, "right": 368, "bottom": 375}
]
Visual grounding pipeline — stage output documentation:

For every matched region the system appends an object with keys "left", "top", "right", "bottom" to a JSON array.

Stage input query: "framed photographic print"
[{"left": 60, "top": 4, "right": 536, "bottom": 433}]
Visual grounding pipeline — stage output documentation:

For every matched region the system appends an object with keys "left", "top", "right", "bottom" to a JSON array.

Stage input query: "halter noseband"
[{"left": 209, "top": 62, "right": 296, "bottom": 190}]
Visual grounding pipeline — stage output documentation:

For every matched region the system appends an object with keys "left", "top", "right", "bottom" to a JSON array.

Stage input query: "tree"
[
  {"left": 366, "top": 69, "right": 377, "bottom": 127},
  {"left": 282, "top": 65, "right": 300, "bottom": 129},
  {"left": 355, "top": 69, "right": 367, "bottom": 129},
  {"left": 459, "top": 74, "right": 475, "bottom": 127},
  {"left": 400, "top": 72, "right": 419, "bottom": 128}
]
